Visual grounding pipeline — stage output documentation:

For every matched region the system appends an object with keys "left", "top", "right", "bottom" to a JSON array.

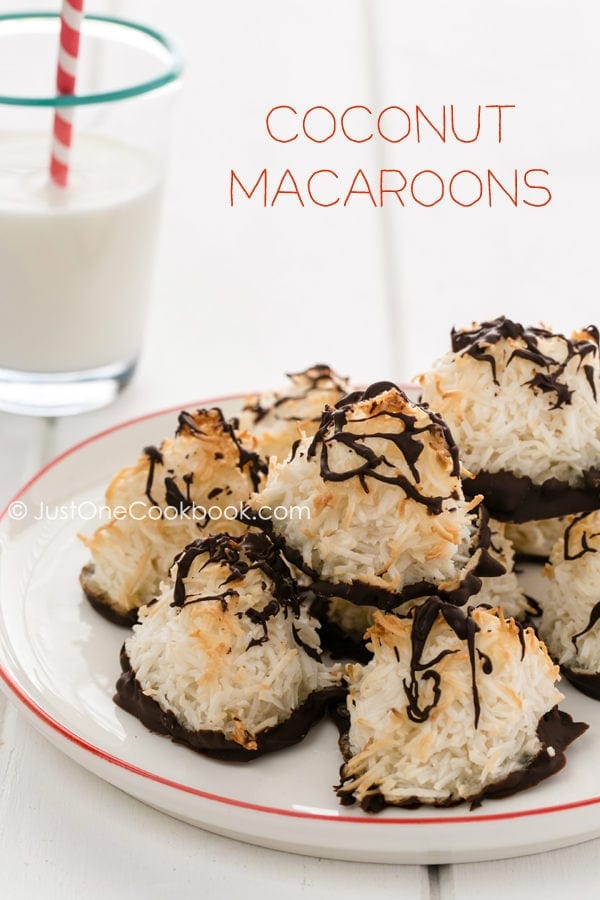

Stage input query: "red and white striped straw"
[{"left": 49, "top": 0, "right": 85, "bottom": 188}]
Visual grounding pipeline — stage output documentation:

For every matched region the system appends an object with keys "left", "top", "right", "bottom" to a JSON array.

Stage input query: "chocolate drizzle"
[
  {"left": 368, "top": 599, "right": 531, "bottom": 738},
  {"left": 584, "top": 365, "right": 598, "bottom": 402},
  {"left": 164, "top": 473, "right": 193, "bottom": 513},
  {"left": 181, "top": 587, "right": 240, "bottom": 612},
  {"left": 563, "top": 512, "right": 599, "bottom": 561},
  {"left": 170, "top": 532, "right": 306, "bottom": 650},
  {"left": 143, "top": 445, "right": 163, "bottom": 506},
  {"left": 571, "top": 601, "right": 600, "bottom": 651},
  {"left": 180, "top": 408, "right": 267, "bottom": 492},
  {"left": 220, "top": 415, "right": 267, "bottom": 492},
  {"left": 399, "top": 599, "right": 489, "bottom": 728},
  {"left": 555, "top": 514, "right": 600, "bottom": 650},
  {"left": 450, "top": 317, "right": 599, "bottom": 410},
  {"left": 477, "top": 648, "right": 493, "bottom": 673},
  {"left": 291, "top": 623, "right": 323, "bottom": 662},
  {"left": 524, "top": 372, "right": 573, "bottom": 410},
  {"left": 144, "top": 408, "right": 266, "bottom": 508},
  {"left": 305, "top": 382, "right": 461, "bottom": 514},
  {"left": 524, "top": 594, "right": 543, "bottom": 618},
  {"left": 246, "top": 600, "right": 285, "bottom": 648},
  {"left": 244, "top": 364, "right": 348, "bottom": 425}
]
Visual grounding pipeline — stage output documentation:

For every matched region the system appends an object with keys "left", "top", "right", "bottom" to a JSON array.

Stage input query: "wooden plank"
[
  {"left": 0, "top": 414, "right": 51, "bottom": 721},
  {"left": 446, "top": 842, "right": 600, "bottom": 899},
  {"left": 0, "top": 712, "right": 429, "bottom": 899}
]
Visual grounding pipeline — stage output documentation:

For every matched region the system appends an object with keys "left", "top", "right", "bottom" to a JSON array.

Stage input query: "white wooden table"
[{"left": 2, "top": 0, "right": 600, "bottom": 896}]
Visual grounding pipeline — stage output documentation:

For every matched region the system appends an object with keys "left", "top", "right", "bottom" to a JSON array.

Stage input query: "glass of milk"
[{"left": 0, "top": 13, "right": 183, "bottom": 415}]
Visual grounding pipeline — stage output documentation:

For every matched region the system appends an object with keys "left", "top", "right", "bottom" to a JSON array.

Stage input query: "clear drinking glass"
[{"left": 0, "top": 13, "right": 183, "bottom": 415}]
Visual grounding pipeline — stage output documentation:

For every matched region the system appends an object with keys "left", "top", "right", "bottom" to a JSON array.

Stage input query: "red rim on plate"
[{"left": 1, "top": 392, "right": 599, "bottom": 826}]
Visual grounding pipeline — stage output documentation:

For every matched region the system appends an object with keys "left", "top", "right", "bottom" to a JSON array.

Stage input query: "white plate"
[{"left": 1, "top": 393, "right": 600, "bottom": 864}]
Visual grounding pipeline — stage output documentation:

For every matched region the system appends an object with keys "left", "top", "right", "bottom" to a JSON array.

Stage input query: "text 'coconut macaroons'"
[
  {"left": 240, "top": 363, "right": 350, "bottom": 463},
  {"left": 248, "top": 382, "right": 499, "bottom": 610},
  {"left": 80, "top": 408, "right": 266, "bottom": 626},
  {"left": 539, "top": 511, "right": 600, "bottom": 700},
  {"left": 335, "top": 601, "right": 587, "bottom": 811},
  {"left": 417, "top": 318, "right": 600, "bottom": 522},
  {"left": 114, "top": 531, "right": 344, "bottom": 760}
]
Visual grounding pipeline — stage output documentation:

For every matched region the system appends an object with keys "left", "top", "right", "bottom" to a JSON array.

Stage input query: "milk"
[{"left": 0, "top": 132, "right": 163, "bottom": 373}]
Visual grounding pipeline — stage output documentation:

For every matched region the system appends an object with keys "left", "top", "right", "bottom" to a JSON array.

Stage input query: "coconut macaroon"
[
  {"left": 115, "top": 532, "right": 343, "bottom": 760},
  {"left": 311, "top": 520, "right": 535, "bottom": 663},
  {"left": 505, "top": 517, "right": 570, "bottom": 561},
  {"left": 539, "top": 511, "right": 600, "bottom": 699},
  {"left": 80, "top": 409, "right": 266, "bottom": 626},
  {"left": 418, "top": 318, "right": 600, "bottom": 522},
  {"left": 248, "top": 382, "right": 500, "bottom": 610},
  {"left": 240, "top": 364, "right": 349, "bottom": 462},
  {"left": 335, "top": 600, "right": 587, "bottom": 811}
]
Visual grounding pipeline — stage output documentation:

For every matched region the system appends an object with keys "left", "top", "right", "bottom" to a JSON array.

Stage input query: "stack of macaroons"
[
  {"left": 81, "top": 365, "right": 348, "bottom": 626},
  {"left": 248, "top": 382, "right": 500, "bottom": 612},
  {"left": 80, "top": 408, "right": 265, "bottom": 625},
  {"left": 335, "top": 601, "right": 586, "bottom": 810},
  {"left": 79, "top": 353, "right": 591, "bottom": 809},
  {"left": 240, "top": 364, "right": 350, "bottom": 462},
  {"left": 418, "top": 317, "right": 600, "bottom": 701},
  {"left": 539, "top": 512, "right": 600, "bottom": 699},
  {"left": 115, "top": 531, "right": 344, "bottom": 759}
]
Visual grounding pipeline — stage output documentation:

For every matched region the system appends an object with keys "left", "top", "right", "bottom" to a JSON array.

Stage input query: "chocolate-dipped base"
[
  {"left": 80, "top": 564, "right": 138, "bottom": 627},
  {"left": 561, "top": 665, "right": 600, "bottom": 701},
  {"left": 309, "top": 569, "right": 484, "bottom": 612},
  {"left": 115, "top": 645, "right": 346, "bottom": 761},
  {"left": 514, "top": 551, "right": 551, "bottom": 564},
  {"left": 308, "top": 596, "right": 373, "bottom": 664},
  {"left": 465, "top": 469, "right": 600, "bottom": 523},
  {"left": 260, "top": 508, "right": 503, "bottom": 613},
  {"left": 333, "top": 703, "right": 588, "bottom": 813}
]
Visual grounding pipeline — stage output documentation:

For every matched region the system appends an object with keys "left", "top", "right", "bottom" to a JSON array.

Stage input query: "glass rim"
[{"left": 0, "top": 11, "right": 184, "bottom": 107}]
